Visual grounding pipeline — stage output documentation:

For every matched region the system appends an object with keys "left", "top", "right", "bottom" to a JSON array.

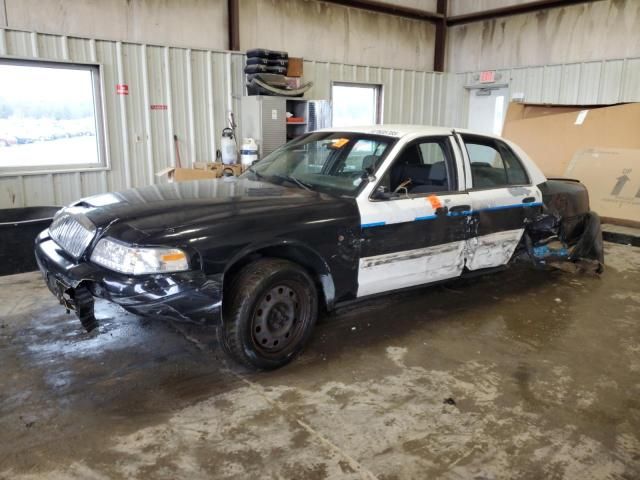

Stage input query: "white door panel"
[
  {"left": 455, "top": 132, "right": 545, "bottom": 270},
  {"left": 358, "top": 240, "right": 466, "bottom": 297},
  {"left": 465, "top": 229, "right": 524, "bottom": 271},
  {"left": 356, "top": 191, "right": 472, "bottom": 297}
]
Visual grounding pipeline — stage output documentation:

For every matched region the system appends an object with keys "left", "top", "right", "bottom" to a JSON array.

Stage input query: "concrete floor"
[{"left": 1, "top": 242, "right": 639, "bottom": 480}]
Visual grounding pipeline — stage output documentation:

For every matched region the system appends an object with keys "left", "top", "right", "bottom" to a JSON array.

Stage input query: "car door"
[
  {"left": 456, "top": 132, "right": 543, "bottom": 270},
  {"left": 356, "top": 135, "right": 472, "bottom": 297}
]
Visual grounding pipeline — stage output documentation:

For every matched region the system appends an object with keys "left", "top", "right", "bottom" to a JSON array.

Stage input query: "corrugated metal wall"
[
  {"left": 444, "top": 57, "right": 640, "bottom": 128},
  {"left": 0, "top": 28, "right": 448, "bottom": 209}
]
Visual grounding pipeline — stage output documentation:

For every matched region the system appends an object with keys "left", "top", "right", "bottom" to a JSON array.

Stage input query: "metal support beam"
[
  {"left": 227, "top": 0, "right": 240, "bottom": 51},
  {"left": 321, "top": 0, "right": 442, "bottom": 23},
  {"left": 433, "top": 0, "right": 447, "bottom": 72},
  {"left": 447, "top": 0, "right": 596, "bottom": 26}
]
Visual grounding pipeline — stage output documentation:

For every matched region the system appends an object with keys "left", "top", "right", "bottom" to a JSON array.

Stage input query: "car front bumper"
[{"left": 34, "top": 231, "right": 223, "bottom": 329}]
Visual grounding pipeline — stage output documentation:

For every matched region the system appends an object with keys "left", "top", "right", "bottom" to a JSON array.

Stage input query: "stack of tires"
[{"left": 245, "top": 49, "right": 289, "bottom": 96}]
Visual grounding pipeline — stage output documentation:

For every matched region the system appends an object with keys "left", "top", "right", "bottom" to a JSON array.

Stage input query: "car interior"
[
  {"left": 385, "top": 141, "right": 450, "bottom": 195},
  {"left": 465, "top": 140, "right": 529, "bottom": 188}
]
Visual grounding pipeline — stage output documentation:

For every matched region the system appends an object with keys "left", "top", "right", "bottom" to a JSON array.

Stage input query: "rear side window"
[{"left": 463, "top": 135, "right": 529, "bottom": 188}]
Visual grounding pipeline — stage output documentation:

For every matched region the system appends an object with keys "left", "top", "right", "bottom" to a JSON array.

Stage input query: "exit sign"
[{"left": 479, "top": 71, "right": 496, "bottom": 83}]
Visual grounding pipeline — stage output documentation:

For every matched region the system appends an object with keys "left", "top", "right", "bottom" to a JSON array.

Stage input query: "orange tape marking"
[{"left": 427, "top": 195, "right": 442, "bottom": 209}]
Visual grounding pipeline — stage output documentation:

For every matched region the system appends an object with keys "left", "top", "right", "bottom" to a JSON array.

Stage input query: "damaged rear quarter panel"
[{"left": 525, "top": 179, "right": 604, "bottom": 269}]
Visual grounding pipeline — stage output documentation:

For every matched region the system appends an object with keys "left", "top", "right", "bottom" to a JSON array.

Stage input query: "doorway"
[{"left": 466, "top": 86, "right": 509, "bottom": 136}]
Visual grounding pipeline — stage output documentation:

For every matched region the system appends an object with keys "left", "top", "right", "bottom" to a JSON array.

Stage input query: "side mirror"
[{"left": 371, "top": 185, "right": 387, "bottom": 200}]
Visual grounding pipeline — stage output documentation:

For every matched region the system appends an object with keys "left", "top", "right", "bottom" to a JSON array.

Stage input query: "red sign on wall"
[
  {"left": 150, "top": 104, "right": 168, "bottom": 110},
  {"left": 116, "top": 84, "right": 129, "bottom": 95},
  {"left": 479, "top": 71, "right": 496, "bottom": 83}
]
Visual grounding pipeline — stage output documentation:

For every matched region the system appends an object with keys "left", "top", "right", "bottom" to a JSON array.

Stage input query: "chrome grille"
[{"left": 49, "top": 209, "right": 96, "bottom": 259}]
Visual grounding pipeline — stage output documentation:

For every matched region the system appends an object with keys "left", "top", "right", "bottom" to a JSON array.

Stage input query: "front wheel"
[{"left": 221, "top": 258, "right": 318, "bottom": 370}]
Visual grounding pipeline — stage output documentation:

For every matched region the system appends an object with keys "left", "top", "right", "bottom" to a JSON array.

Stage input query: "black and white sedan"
[{"left": 35, "top": 125, "right": 603, "bottom": 369}]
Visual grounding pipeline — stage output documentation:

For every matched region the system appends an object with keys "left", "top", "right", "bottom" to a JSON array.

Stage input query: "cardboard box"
[
  {"left": 565, "top": 148, "right": 640, "bottom": 227},
  {"left": 193, "top": 162, "right": 228, "bottom": 176},
  {"left": 156, "top": 167, "right": 219, "bottom": 182},
  {"left": 501, "top": 102, "right": 640, "bottom": 225},
  {"left": 287, "top": 57, "right": 303, "bottom": 77},
  {"left": 157, "top": 162, "right": 248, "bottom": 182},
  {"left": 219, "top": 163, "right": 246, "bottom": 177}
]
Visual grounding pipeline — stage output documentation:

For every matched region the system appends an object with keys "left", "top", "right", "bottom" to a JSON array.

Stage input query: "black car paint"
[
  {"left": 35, "top": 234, "right": 224, "bottom": 324},
  {"left": 35, "top": 178, "right": 362, "bottom": 325},
  {"left": 34, "top": 138, "right": 603, "bottom": 330},
  {"left": 526, "top": 179, "right": 604, "bottom": 268}
]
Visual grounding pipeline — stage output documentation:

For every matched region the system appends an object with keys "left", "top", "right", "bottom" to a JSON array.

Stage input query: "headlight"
[{"left": 90, "top": 238, "right": 189, "bottom": 275}]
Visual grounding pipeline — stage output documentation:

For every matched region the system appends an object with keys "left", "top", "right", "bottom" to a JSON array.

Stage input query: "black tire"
[
  {"left": 244, "top": 64, "right": 268, "bottom": 74},
  {"left": 246, "top": 48, "right": 271, "bottom": 59},
  {"left": 221, "top": 258, "right": 318, "bottom": 370},
  {"left": 266, "top": 66, "right": 288, "bottom": 75},
  {"left": 267, "top": 58, "right": 288, "bottom": 67},
  {"left": 246, "top": 57, "right": 269, "bottom": 66}
]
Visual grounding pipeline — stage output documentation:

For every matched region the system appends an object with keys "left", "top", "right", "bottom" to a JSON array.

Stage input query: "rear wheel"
[{"left": 221, "top": 258, "right": 318, "bottom": 369}]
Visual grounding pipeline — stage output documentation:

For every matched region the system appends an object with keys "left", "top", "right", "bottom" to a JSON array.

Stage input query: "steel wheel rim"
[{"left": 252, "top": 282, "right": 305, "bottom": 353}]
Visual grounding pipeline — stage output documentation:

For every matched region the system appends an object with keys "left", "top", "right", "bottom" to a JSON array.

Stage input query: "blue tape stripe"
[
  {"left": 359, "top": 202, "right": 543, "bottom": 228},
  {"left": 361, "top": 221, "right": 386, "bottom": 229},
  {"left": 415, "top": 214, "right": 437, "bottom": 221},
  {"left": 479, "top": 201, "right": 543, "bottom": 212}
]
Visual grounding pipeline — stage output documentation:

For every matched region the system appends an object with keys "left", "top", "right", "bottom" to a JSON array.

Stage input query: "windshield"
[{"left": 244, "top": 132, "right": 396, "bottom": 196}]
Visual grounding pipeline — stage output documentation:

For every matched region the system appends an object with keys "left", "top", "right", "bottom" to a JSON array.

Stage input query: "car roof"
[
  {"left": 316, "top": 124, "right": 454, "bottom": 138},
  {"left": 316, "top": 124, "right": 508, "bottom": 141}
]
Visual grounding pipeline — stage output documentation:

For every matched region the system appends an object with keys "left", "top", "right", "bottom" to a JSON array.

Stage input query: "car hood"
[{"left": 72, "top": 178, "right": 352, "bottom": 241}]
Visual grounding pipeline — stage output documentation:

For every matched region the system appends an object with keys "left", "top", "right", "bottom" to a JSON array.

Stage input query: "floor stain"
[{"left": 0, "top": 243, "right": 639, "bottom": 479}]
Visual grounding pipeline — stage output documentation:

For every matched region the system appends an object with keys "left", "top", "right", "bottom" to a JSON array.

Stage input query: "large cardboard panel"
[
  {"left": 565, "top": 148, "right": 640, "bottom": 226},
  {"left": 503, "top": 103, "right": 588, "bottom": 124},
  {"left": 502, "top": 103, "right": 640, "bottom": 178}
]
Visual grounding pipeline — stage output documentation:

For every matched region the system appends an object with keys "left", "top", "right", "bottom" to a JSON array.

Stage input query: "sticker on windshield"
[{"left": 329, "top": 138, "right": 350, "bottom": 149}]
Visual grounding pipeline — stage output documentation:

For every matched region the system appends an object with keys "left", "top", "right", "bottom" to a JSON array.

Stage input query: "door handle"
[
  {"left": 522, "top": 197, "right": 536, "bottom": 204},
  {"left": 435, "top": 206, "right": 448, "bottom": 216},
  {"left": 449, "top": 205, "right": 472, "bottom": 214}
]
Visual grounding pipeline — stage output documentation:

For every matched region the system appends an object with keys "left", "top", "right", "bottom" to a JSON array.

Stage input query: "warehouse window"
[
  {"left": 331, "top": 83, "right": 382, "bottom": 127},
  {"left": 0, "top": 59, "right": 105, "bottom": 173}
]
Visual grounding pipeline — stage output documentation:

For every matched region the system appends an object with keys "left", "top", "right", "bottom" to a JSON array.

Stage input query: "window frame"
[
  {"left": 330, "top": 81, "right": 383, "bottom": 127},
  {"left": 368, "top": 135, "right": 460, "bottom": 202},
  {"left": 461, "top": 134, "right": 531, "bottom": 191},
  {"left": 0, "top": 56, "right": 110, "bottom": 177}
]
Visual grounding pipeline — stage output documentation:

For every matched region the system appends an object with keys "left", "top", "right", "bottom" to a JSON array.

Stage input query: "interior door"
[
  {"left": 356, "top": 136, "right": 472, "bottom": 297},
  {"left": 457, "top": 133, "right": 543, "bottom": 270},
  {"left": 467, "top": 86, "right": 509, "bottom": 136}
]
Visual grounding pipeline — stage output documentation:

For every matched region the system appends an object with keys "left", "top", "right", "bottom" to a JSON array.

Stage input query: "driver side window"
[{"left": 377, "top": 137, "right": 453, "bottom": 198}]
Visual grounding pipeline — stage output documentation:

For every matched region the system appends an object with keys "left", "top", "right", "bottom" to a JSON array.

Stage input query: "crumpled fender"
[{"left": 522, "top": 209, "right": 604, "bottom": 274}]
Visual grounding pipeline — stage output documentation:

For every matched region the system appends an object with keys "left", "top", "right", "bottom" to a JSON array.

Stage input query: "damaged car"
[{"left": 35, "top": 126, "right": 604, "bottom": 369}]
